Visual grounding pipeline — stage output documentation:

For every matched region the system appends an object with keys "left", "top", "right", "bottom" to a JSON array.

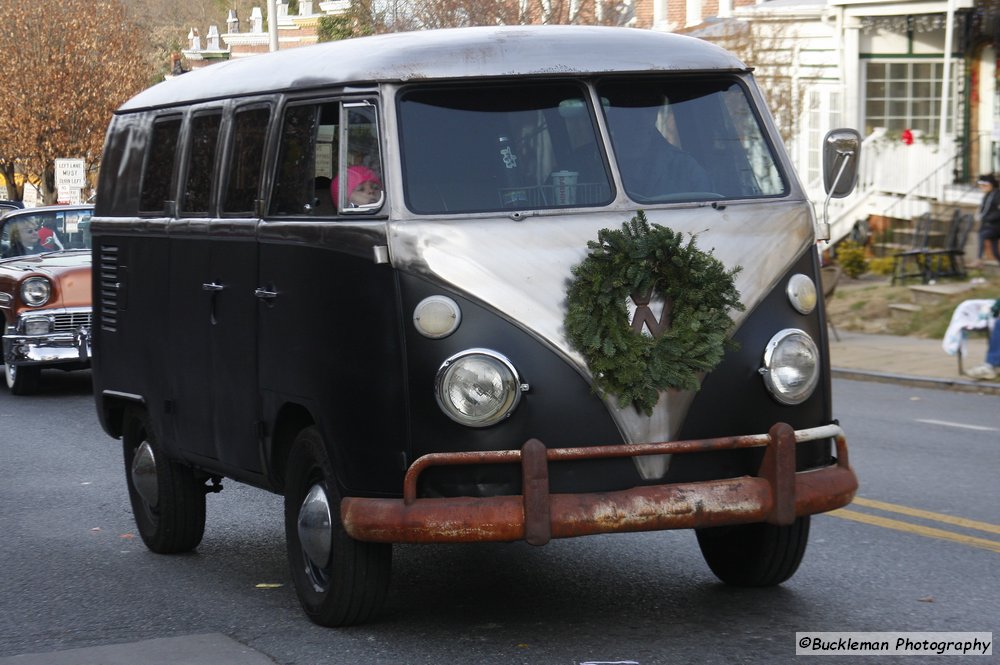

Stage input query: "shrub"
[
  {"left": 835, "top": 240, "right": 868, "bottom": 278},
  {"left": 866, "top": 256, "right": 895, "bottom": 276}
]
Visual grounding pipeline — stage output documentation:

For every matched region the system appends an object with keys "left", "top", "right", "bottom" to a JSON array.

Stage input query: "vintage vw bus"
[{"left": 92, "top": 26, "right": 859, "bottom": 626}]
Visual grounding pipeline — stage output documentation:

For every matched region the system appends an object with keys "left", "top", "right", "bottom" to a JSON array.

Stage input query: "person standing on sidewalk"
[
  {"left": 974, "top": 174, "right": 1000, "bottom": 266},
  {"left": 966, "top": 298, "right": 1000, "bottom": 380}
]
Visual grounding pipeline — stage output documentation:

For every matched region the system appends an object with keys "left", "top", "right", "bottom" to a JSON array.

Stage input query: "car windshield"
[
  {"left": 0, "top": 209, "right": 92, "bottom": 259},
  {"left": 397, "top": 77, "right": 786, "bottom": 215}
]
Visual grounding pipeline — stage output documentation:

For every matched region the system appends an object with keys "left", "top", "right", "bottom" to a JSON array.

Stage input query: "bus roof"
[{"left": 118, "top": 25, "right": 748, "bottom": 113}]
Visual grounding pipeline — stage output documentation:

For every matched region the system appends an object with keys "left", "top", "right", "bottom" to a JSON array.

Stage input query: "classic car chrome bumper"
[
  {"left": 3, "top": 327, "right": 91, "bottom": 366},
  {"left": 341, "top": 423, "right": 857, "bottom": 545}
]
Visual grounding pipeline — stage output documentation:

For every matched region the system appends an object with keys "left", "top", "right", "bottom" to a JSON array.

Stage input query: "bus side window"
[
  {"left": 180, "top": 111, "right": 222, "bottom": 216},
  {"left": 223, "top": 106, "right": 271, "bottom": 216},
  {"left": 138, "top": 116, "right": 182, "bottom": 215},
  {"left": 271, "top": 103, "right": 326, "bottom": 216},
  {"left": 337, "top": 102, "right": 383, "bottom": 212}
]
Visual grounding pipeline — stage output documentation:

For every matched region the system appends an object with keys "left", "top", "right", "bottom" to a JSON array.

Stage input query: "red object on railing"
[{"left": 901, "top": 129, "right": 914, "bottom": 145}]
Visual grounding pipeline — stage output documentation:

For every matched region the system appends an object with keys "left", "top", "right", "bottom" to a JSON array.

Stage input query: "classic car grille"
[
  {"left": 98, "top": 244, "right": 119, "bottom": 332},
  {"left": 53, "top": 312, "right": 93, "bottom": 332}
]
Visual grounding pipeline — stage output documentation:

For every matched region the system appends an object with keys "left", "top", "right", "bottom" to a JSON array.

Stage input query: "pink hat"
[{"left": 331, "top": 165, "right": 381, "bottom": 204}]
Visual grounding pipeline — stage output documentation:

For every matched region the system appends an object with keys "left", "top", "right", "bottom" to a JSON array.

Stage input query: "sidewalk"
[{"left": 829, "top": 330, "right": 1000, "bottom": 394}]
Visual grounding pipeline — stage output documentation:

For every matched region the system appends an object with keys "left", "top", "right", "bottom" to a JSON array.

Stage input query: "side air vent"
[{"left": 98, "top": 244, "right": 120, "bottom": 332}]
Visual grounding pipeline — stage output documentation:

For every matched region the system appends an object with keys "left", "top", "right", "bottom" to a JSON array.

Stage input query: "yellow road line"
[
  {"left": 851, "top": 497, "right": 1000, "bottom": 536},
  {"left": 829, "top": 509, "right": 1000, "bottom": 554}
]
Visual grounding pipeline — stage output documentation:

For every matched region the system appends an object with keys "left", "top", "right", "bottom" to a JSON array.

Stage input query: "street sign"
[
  {"left": 55, "top": 158, "right": 86, "bottom": 205},
  {"left": 55, "top": 158, "right": 86, "bottom": 190},
  {"left": 21, "top": 184, "right": 39, "bottom": 207},
  {"left": 57, "top": 186, "right": 82, "bottom": 205}
]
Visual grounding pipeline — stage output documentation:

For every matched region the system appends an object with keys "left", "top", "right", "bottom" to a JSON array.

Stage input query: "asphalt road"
[{"left": 0, "top": 371, "right": 997, "bottom": 664}]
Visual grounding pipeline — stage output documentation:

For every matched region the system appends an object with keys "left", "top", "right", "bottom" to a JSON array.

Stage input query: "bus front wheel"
[
  {"left": 283, "top": 426, "right": 391, "bottom": 627},
  {"left": 695, "top": 516, "right": 810, "bottom": 586}
]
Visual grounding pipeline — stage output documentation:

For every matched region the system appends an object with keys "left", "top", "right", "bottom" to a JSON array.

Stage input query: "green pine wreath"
[{"left": 565, "top": 211, "right": 744, "bottom": 415}]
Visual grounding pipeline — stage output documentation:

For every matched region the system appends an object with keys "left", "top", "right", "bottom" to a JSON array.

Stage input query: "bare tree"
[
  {"left": 0, "top": 0, "right": 150, "bottom": 203},
  {"left": 411, "top": 0, "right": 522, "bottom": 28},
  {"left": 695, "top": 18, "right": 801, "bottom": 146},
  {"left": 119, "top": 0, "right": 243, "bottom": 76},
  {"left": 321, "top": 0, "right": 635, "bottom": 34}
]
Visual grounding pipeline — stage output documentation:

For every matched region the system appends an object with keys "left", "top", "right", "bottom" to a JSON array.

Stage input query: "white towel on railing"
[{"left": 942, "top": 299, "right": 995, "bottom": 357}]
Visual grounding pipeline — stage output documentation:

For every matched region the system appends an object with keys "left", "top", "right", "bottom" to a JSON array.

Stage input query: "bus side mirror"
[{"left": 822, "top": 128, "right": 861, "bottom": 199}]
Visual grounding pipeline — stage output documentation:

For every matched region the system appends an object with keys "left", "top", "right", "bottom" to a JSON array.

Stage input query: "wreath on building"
[{"left": 564, "top": 211, "right": 744, "bottom": 415}]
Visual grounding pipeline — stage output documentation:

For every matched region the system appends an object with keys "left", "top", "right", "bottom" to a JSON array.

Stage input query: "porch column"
[{"left": 938, "top": 0, "right": 955, "bottom": 148}]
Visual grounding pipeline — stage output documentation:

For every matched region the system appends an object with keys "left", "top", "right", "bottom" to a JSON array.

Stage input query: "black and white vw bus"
[{"left": 92, "top": 25, "right": 859, "bottom": 626}]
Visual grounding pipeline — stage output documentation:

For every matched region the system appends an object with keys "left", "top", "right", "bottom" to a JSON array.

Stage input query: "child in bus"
[{"left": 331, "top": 165, "right": 382, "bottom": 208}]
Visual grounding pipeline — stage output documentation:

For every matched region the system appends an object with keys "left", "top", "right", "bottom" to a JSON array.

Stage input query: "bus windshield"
[{"left": 397, "top": 77, "right": 786, "bottom": 215}]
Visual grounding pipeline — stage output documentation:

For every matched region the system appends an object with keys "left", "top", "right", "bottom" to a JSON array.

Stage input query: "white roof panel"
[{"left": 118, "top": 25, "right": 748, "bottom": 112}]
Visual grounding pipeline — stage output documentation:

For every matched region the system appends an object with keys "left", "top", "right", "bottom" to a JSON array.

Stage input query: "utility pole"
[{"left": 267, "top": 0, "right": 279, "bottom": 51}]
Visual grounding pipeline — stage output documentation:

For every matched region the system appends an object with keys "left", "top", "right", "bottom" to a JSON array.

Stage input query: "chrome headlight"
[
  {"left": 21, "top": 277, "right": 52, "bottom": 307},
  {"left": 435, "top": 349, "right": 523, "bottom": 427},
  {"left": 760, "top": 329, "right": 820, "bottom": 405},
  {"left": 786, "top": 273, "right": 817, "bottom": 314}
]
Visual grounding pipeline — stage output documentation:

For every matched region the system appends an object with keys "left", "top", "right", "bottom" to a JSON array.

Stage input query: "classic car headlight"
[
  {"left": 760, "top": 329, "right": 819, "bottom": 405},
  {"left": 21, "top": 277, "right": 52, "bottom": 307},
  {"left": 435, "top": 349, "right": 523, "bottom": 427},
  {"left": 786, "top": 273, "right": 817, "bottom": 314}
]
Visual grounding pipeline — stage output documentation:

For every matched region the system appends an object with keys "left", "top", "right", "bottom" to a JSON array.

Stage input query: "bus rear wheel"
[
  {"left": 122, "top": 408, "right": 206, "bottom": 553},
  {"left": 695, "top": 516, "right": 810, "bottom": 586},
  {"left": 284, "top": 426, "right": 391, "bottom": 627}
]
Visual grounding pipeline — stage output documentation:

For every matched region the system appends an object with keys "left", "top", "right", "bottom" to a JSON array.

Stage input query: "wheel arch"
[
  {"left": 97, "top": 391, "right": 146, "bottom": 440},
  {"left": 268, "top": 402, "right": 316, "bottom": 494}
]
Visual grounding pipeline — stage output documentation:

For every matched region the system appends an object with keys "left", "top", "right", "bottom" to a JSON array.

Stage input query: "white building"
[{"left": 703, "top": 0, "right": 998, "bottom": 242}]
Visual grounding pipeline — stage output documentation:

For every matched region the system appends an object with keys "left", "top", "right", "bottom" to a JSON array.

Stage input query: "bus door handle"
[
  {"left": 202, "top": 282, "right": 225, "bottom": 324},
  {"left": 254, "top": 287, "right": 278, "bottom": 303}
]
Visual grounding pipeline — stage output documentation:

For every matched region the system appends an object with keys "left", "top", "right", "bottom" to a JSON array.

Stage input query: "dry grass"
[{"left": 825, "top": 269, "right": 1000, "bottom": 338}]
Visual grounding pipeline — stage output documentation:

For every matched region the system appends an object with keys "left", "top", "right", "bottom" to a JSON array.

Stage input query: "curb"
[{"left": 832, "top": 367, "right": 1000, "bottom": 395}]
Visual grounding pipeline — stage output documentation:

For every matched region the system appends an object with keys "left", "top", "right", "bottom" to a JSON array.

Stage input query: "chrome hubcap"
[
  {"left": 131, "top": 441, "right": 159, "bottom": 509},
  {"left": 297, "top": 483, "right": 332, "bottom": 569}
]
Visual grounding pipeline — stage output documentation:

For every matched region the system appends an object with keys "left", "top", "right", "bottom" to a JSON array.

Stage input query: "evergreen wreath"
[{"left": 565, "top": 211, "right": 744, "bottom": 415}]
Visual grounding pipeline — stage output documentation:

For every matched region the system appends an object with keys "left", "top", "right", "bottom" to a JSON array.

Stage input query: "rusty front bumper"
[{"left": 341, "top": 422, "right": 857, "bottom": 545}]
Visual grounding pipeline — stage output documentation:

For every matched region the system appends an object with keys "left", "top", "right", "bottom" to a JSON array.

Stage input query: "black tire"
[
  {"left": 696, "top": 516, "right": 810, "bottom": 587},
  {"left": 5, "top": 362, "right": 40, "bottom": 395},
  {"left": 122, "top": 408, "right": 206, "bottom": 553},
  {"left": 284, "top": 426, "right": 391, "bottom": 627}
]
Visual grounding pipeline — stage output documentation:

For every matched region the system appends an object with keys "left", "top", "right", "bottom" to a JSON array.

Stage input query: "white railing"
[{"left": 812, "top": 130, "right": 974, "bottom": 246}]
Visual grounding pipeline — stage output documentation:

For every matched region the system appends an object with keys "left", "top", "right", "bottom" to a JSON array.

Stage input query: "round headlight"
[
  {"left": 413, "top": 296, "right": 462, "bottom": 339},
  {"left": 786, "top": 274, "right": 817, "bottom": 314},
  {"left": 435, "top": 349, "right": 522, "bottom": 427},
  {"left": 21, "top": 277, "right": 52, "bottom": 307},
  {"left": 760, "top": 329, "right": 820, "bottom": 405}
]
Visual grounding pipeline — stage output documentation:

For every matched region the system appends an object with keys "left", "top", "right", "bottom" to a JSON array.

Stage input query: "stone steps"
[
  {"left": 888, "top": 302, "right": 922, "bottom": 319},
  {"left": 907, "top": 282, "right": 974, "bottom": 305}
]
